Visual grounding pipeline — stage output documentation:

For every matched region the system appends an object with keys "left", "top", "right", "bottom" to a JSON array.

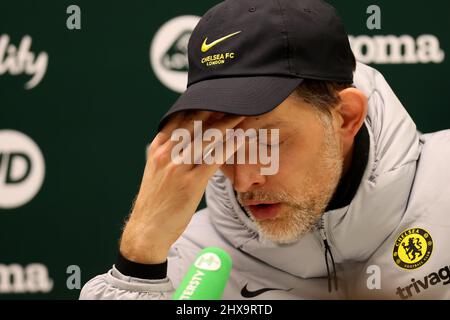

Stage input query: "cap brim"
[{"left": 159, "top": 76, "right": 303, "bottom": 130}]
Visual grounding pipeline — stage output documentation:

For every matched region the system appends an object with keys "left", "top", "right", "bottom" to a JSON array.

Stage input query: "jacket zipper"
[{"left": 319, "top": 216, "right": 338, "bottom": 292}]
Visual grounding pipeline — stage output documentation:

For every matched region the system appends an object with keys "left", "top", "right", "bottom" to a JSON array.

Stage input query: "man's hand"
[{"left": 119, "top": 111, "right": 245, "bottom": 264}]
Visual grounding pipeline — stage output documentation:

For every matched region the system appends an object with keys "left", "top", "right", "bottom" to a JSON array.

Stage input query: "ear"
[{"left": 334, "top": 88, "right": 368, "bottom": 143}]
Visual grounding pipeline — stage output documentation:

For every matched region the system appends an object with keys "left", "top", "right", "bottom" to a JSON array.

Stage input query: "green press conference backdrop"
[{"left": 0, "top": 0, "right": 449, "bottom": 299}]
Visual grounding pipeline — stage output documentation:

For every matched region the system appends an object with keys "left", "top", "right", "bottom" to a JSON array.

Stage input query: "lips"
[{"left": 244, "top": 201, "right": 282, "bottom": 221}]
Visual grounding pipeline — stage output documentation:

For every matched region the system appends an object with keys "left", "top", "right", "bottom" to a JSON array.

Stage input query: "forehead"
[
  {"left": 237, "top": 95, "right": 310, "bottom": 130},
  {"left": 181, "top": 92, "right": 314, "bottom": 130}
]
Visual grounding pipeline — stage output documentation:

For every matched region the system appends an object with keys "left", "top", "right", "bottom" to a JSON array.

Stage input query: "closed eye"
[{"left": 259, "top": 140, "right": 284, "bottom": 147}]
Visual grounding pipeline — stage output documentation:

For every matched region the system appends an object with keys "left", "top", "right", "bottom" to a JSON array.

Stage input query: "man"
[{"left": 80, "top": 0, "right": 450, "bottom": 299}]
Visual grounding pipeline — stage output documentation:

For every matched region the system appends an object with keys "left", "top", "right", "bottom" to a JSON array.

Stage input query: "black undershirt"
[
  {"left": 115, "top": 124, "right": 370, "bottom": 279},
  {"left": 115, "top": 251, "right": 167, "bottom": 280},
  {"left": 326, "top": 123, "right": 370, "bottom": 211}
]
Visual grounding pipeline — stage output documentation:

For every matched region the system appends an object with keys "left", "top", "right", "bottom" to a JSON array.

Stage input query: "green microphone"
[{"left": 172, "top": 247, "right": 232, "bottom": 300}]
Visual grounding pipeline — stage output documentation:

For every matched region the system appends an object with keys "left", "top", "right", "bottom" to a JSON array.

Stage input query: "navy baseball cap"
[{"left": 159, "top": 0, "right": 355, "bottom": 129}]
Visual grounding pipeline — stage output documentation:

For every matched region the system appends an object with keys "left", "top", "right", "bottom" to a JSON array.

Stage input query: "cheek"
[{"left": 278, "top": 135, "right": 323, "bottom": 177}]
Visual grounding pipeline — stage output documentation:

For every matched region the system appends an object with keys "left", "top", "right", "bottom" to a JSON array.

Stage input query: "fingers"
[
  {"left": 197, "top": 114, "right": 247, "bottom": 165},
  {"left": 172, "top": 114, "right": 245, "bottom": 167},
  {"left": 151, "top": 110, "right": 246, "bottom": 176},
  {"left": 155, "top": 112, "right": 184, "bottom": 146},
  {"left": 156, "top": 111, "right": 214, "bottom": 145},
  {"left": 194, "top": 123, "right": 250, "bottom": 178}
]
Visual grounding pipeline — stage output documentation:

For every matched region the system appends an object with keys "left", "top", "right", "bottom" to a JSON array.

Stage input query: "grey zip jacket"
[{"left": 80, "top": 63, "right": 450, "bottom": 300}]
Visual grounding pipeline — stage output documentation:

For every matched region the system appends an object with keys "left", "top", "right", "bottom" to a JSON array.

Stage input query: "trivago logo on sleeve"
[{"left": 395, "top": 264, "right": 450, "bottom": 299}]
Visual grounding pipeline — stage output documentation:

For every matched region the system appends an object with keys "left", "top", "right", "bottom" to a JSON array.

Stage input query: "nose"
[{"left": 222, "top": 163, "right": 267, "bottom": 193}]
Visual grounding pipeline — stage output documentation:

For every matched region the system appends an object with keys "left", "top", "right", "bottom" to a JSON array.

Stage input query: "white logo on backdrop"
[
  {"left": 0, "top": 34, "right": 48, "bottom": 89},
  {"left": 150, "top": 16, "right": 445, "bottom": 92},
  {"left": 0, "top": 130, "right": 45, "bottom": 209},
  {"left": 349, "top": 34, "right": 445, "bottom": 64},
  {"left": 150, "top": 15, "right": 200, "bottom": 93},
  {"left": 0, "top": 263, "right": 53, "bottom": 294}
]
